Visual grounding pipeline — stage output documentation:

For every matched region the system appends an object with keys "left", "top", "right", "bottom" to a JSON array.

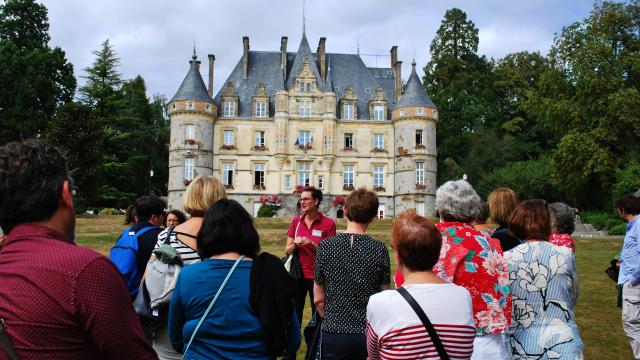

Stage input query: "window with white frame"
[
  {"left": 374, "top": 134, "right": 384, "bottom": 149},
  {"left": 373, "top": 105, "right": 385, "bottom": 120},
  {"left": 223, "top": 101, "right": 235, "bottom": 117},
  {"left": 222, "top": 163, "right": 234, "bottom": 186},
  {"left": 415, "top": 129, "right": 423, "bottom": 146},
  {"left": 185, "top": 124, "right": 195, "bottom": 140},
  {"left": 184, "top": 158, "right": 195, "bottom": 181},
  {"left": 399, "top": 110, "right": 405, "bottom": 117},
  {"left": 188, "top": 101, "right": 193, "bottom": 109},
  {"left": 373, "top": 166, "right": 384, "bottom": 188},
  {"left": 343, "top": 165, "right": 354, "bottom": 188},
  {"left": 344, "top": 133, "right": 353, "bottom": 149},
  {"left": 298, "top": 131, "right": 312, "bottom": 146},
  {"left": 254, "top": 163, "right": 265, "bottom": 187},
  {"left": 416, "top": 162, "right": 425, "bottom": 185},
  {"left": 223, "top": 130, "right": 235, "bottom": 146},
  {"left": 255, "top": 100, "right": 267, "bottom": 117},
  {"left": 255, "top": 131, "right": 265, "bottom": 146},
  {"left": 284, "top": 174, "right": 292, "bottom": 190},
  {"left": 343, "top": 104, "right": 354, "bottom": 120},
  {"left": 299, "top": 100, "right": 311, "bottom": 117},
  {"left": 318, "top": 175, "right": 324, "bottom": 189},
  {"left": 417, "top": 107, "right": 424, "bottom": 115},
  {"left": 298, "top": 162, "right": 311, "bottom": 187}
]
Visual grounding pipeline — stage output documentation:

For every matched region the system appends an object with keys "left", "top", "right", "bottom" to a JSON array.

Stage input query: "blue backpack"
[{"left": 110, "top": 225, "right": 155, "bottom": 298}]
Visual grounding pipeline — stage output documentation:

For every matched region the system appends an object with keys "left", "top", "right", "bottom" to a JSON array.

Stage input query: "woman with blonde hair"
[
  {"left": 152, "top": 175, "right": 226, "bottom": 359},
  {"left": 488, "top": 187, "right": 521, "bottom": 252}
]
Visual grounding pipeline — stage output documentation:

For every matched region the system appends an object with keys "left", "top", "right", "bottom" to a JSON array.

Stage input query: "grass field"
[{"left": 76, "top": 215, "right": 632, "bottom": 359}]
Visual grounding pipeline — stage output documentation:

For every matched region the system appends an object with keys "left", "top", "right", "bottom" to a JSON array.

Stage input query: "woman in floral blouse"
[
  {"left": 433, "top": 180, "right": 511, "bottom": 359},
  {"left": 548, "top": 202, "right": 577, "bottom": 252},
  {"left": 504, "top": 200, "right": 583, "bottom": 359}
]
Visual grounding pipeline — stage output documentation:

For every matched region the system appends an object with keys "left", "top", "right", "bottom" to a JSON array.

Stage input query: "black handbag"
[{"left": 281, "top": 251, "right": 303, "bottom": 280}]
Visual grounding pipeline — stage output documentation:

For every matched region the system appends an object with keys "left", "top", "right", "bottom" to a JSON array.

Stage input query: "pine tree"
[{"left": 79, "top": 39, "right": 122, "bottom": 117}]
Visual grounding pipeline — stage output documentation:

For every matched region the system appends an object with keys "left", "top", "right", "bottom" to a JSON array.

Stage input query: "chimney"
[
  {"left": 317, "top": 37, "right": 326, "bottom": 81},
  {"left": 208, "top": 54, "right": 215, "bottom": 97},
  {"left": 390, "top": 46, "right": 402, "bottom": 102},
  {"left": 242, "top": 36, "right": 250, "bottom": 79},
  {"left": 281, "top": 36, "right": 288, "bottom": 77}
]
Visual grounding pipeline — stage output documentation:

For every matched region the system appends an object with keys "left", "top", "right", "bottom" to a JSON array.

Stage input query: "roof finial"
[
  {"left": 412, "top": 50, "right": 416, "bottom": 67},
  {"left": 192, "top": 40, "right": 197, "bottom": 60},
  {"left": 357, "top": 35, "right": 360, "bottom": 56},
  {"left": 302, "top": 0, "right": 306, "bottom": 35}
]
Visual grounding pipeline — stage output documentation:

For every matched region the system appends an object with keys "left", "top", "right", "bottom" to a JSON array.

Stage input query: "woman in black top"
[
  {"left": 313, "top": 188, "right": 390, "bottom": 360},
  {"left": 487, "top": 187, "right": 521, "bottom": 251}
]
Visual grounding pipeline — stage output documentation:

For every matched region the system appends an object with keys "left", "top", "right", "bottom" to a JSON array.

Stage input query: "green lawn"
[{"left": 76, "top": 215, "right": 632, "bottom": 359}]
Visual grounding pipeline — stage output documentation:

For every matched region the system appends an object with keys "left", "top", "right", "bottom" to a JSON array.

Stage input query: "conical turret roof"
[
  {"left": 286, "top": 33, "right": 323, "bottom": 90},
  {"left": 394, "top": 61, "right": 434, "bottom": 108},
  {"left": 170, "top": 50, "right": 213, "bottom": 103}
]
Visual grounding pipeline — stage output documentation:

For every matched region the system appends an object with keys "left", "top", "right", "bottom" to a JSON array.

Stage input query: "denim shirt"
[{"left": 619, "top": 216, "right": 640, "bottom": 285}]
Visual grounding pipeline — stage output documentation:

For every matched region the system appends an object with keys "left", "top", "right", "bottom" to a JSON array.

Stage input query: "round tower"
[
  {"left": 167, "top": 51, "right": 216, "bottom": 210},
  {"left": 392, "top": 61, "right": 438, "bottom": 217}
]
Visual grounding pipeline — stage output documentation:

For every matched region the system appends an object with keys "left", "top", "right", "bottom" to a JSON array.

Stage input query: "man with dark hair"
[
  {"left": 0, "top": 140, "right": 157, "bottom": 359},
  {"left": 110, "top": 195, "right": 165, "bottom": 299},
  {"left": 616, "top": 194, "right": 640, "bottom": 358}
]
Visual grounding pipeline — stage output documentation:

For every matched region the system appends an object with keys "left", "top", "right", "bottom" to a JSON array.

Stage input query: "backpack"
[
  {"left": 145, "top": 228, "right": 184, "bottom": 309},
  {"left": 109, "top": 225, "right": 155, "bottom": 298}
]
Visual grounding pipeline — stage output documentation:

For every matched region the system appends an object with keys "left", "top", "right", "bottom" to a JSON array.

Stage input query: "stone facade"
[{"left": 167, "top": 34, "right": 437, "bottom": 218}]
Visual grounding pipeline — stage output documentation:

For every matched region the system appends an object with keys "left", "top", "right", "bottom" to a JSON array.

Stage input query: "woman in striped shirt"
[
  {"left": 151, "top": 175, "right": 226, "bottom": 359},
  {"left": 366, "top": 212, "right": 476, "bottom": 360}
]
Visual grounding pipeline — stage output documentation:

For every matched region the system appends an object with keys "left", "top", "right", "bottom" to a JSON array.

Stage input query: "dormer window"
[
  {"left": 373, "top": 105, "right": 385, "bottom": 120},
  {"left": 188, "top": 101, "right": 193, "bottom": 109},
  {"left": 417, "top": 107, "right": 424, "bottom": 115},
  {"left": 256, "top": 100, "right": 267, "bottom": 117},
  {"left": 223, "top": 101, "right": 236, "bottom": 117},
  {"left": 343, "top": 104, "right": 354, "bottom": 120},
  {"left": 299, "top": 81, "right": 312, "bottom": 93}
]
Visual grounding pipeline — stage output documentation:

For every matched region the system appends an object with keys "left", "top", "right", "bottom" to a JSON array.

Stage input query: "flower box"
[
  {"left": 372, "top": 148, "right": 388, "bottom": 153},
  {"left": 374, "top": 186, "right": 386, "bottom": 192},
  {"left": 415, "top": 184, "right": 426, "bottom": 190},
  {"left": 415, "top": 144, "right": 426, "bottom": 149},
  {"left": 184, "top": 139, "right": 197, "bottom": 145},
  {"left": 253, "top": 184, "right": 266, "bottom": 190},
  {"left": 183, "top": 179, "right": 193, "bottom": 186},
  {"left": 253, "top": 145, "right": 268, "bottom": 151},
  {"left": 342, "top": 185, "right": 354, "bottom": 191},
  {"left": 224, "top": 184, "right": 234, "bottom": 190},
  {"left": 343, "top": 146, "right": 356, "bottom": 152},
  {"left": 296, "top": 143, "right": 313, "bottom": 151},
  {"left": 221, "top": 144, "right": 237, "bottom": 150}
]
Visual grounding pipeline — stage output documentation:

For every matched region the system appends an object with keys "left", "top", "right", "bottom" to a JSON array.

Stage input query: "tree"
[
  {"left": 0, "top": 0, "right": 75, "bottom": 143},
  {"left": 423, "top": 8, "right": 498, "bottom": 183},
  {"left": 78, "top": 39, "right": 122, "bottom": 117},
  {"left": 530, "top": 1, "right": 640, "bottom": 208},
  {"left": 45, "top": 103, "right": 103, "bottom": 208}
]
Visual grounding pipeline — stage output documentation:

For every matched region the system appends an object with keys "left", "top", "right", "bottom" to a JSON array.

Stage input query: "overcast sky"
[{"left": 41, "top": 0, "right": 595, "bottom": 100}]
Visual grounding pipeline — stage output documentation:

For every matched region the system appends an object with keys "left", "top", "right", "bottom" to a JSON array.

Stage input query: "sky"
[{"left": 40, "top": 0, "right": 596, "bottom": 100}]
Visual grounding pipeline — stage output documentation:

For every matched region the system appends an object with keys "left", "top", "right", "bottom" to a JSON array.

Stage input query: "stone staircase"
[{"left": 573, "top": 219, "right": 608, "bottom": 237}]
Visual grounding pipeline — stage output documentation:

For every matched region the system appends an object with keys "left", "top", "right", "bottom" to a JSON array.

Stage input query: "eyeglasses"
[{"left": 300, "top": 197, "right": 314, "bottom": 202}]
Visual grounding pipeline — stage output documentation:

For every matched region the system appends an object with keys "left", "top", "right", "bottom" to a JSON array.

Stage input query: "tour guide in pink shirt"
[{"left": 285, "top": 187, "right": 336, "bottom": 326}]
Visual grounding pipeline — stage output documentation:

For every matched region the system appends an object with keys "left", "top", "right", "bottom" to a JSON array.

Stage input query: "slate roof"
[
  {"left": 206, "top": 36, "right": 435, "bottom": 119},
  {"left": 170, "top": 52, "right": 213, "bottom": 103},
  {"left": 394, "top": 61, "right": 435, "bottom": 108}
]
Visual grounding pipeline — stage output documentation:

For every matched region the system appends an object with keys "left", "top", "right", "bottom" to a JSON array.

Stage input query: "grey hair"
[
  {"left": 548, "top": 202, "right": 576, "bottom": 234},
  {"left": 435, "top": 180, "right": 481, "bottom": 223}
]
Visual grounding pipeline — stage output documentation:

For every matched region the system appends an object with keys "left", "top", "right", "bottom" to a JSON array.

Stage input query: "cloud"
[{"left": 41, "top": 0, "right": 594, "bottom": 99}]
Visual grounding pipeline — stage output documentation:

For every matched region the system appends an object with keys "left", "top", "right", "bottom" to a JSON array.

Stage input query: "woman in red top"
[
  {"left": 284, "top": 187, "right": 336, "bottom": 326},
  {"left": 548, "top": 202, "right": 577, "bottom": 252},
  {"left": 396, "top": 180, "right": 511, "bottom": 359}
]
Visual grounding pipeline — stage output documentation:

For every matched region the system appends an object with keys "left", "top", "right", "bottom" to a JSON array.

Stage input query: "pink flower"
[
  {"left": 475, "top": 301, "right": 507, "bottom": 333},
  {"left": 483, "top": 251, "right": 510, "bottom": 286}
]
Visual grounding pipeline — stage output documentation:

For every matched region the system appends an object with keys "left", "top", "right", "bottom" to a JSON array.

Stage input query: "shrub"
[
  {"left": 580, "top": 211, "right": 624, "bottom": 230},
  {"left": 613, "top": 161, "right": 640, "bottom": 201},
  {"left": 257, "top": 204, "right": 279, "bottom": 218},
  {"left": 608, "top": 223, "right": 628, "bottom": 236},
  {"left": 99, "top": 208, "right": 121, "bottom": 215}
]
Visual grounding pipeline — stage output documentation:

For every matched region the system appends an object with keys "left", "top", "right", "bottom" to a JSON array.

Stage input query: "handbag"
[
  {"left": 0, "top": 318, "right": 22, "bottom": 360},
  {"left": 281, "top": 217, "right": 304, "bottom": 280},
  {"left": 396, "top": 287, "right": 450, "bottom": 360},
  {"left": 184, "top": 255, "right": 245, "bottom": 355}
]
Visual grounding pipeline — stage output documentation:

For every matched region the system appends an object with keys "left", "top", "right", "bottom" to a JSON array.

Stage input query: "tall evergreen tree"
[
  {"left": 423, "top": 8, "right": 498, "bottom": 183},
  {"left": 0, "top": 0, "right": 75, "bottom": 143},
  {"left": 79, "top": 39, "right": 122, "bottom": 117}
]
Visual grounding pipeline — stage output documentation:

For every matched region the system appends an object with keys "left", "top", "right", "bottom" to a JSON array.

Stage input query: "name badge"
[{"left": 312, "top": 229, "right": 323, "bottom": 237}]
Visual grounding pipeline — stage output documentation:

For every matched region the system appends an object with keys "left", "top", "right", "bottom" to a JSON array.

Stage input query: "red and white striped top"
[{"left": 366, "top": 283, "right": 476, "bottom": 360}]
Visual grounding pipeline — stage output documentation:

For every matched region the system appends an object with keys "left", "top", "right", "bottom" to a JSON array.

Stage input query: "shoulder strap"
[
  {"left": 171, "top": 230, "right": 197, "bottom": 240},
  {"left": 0, "top": 318, "right": 22, "bottom": 360},
  {"left": 164, "top": 227, "right": 175, "bottom": 245},
  {"left": 184, "top": 256, "right": 245, "bottom": 355},
  {"left": 133, "top": 225, "right": 155, "bottom": 238},
  {"left": 396, "top": 287, "right": 450, "bottom": 360}
]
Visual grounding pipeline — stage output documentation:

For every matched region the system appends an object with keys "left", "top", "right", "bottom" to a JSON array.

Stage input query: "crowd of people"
[{"left": 0, "top": 139, "right": 639, "bottom": 359}]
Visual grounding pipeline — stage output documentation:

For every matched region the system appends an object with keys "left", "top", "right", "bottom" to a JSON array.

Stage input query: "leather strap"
[
  {"left": 396, "top": 287, "right": 450, "bottom": 360},
  {"left": 0, "top": 318, "right": 22, "bottom": 360}
]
